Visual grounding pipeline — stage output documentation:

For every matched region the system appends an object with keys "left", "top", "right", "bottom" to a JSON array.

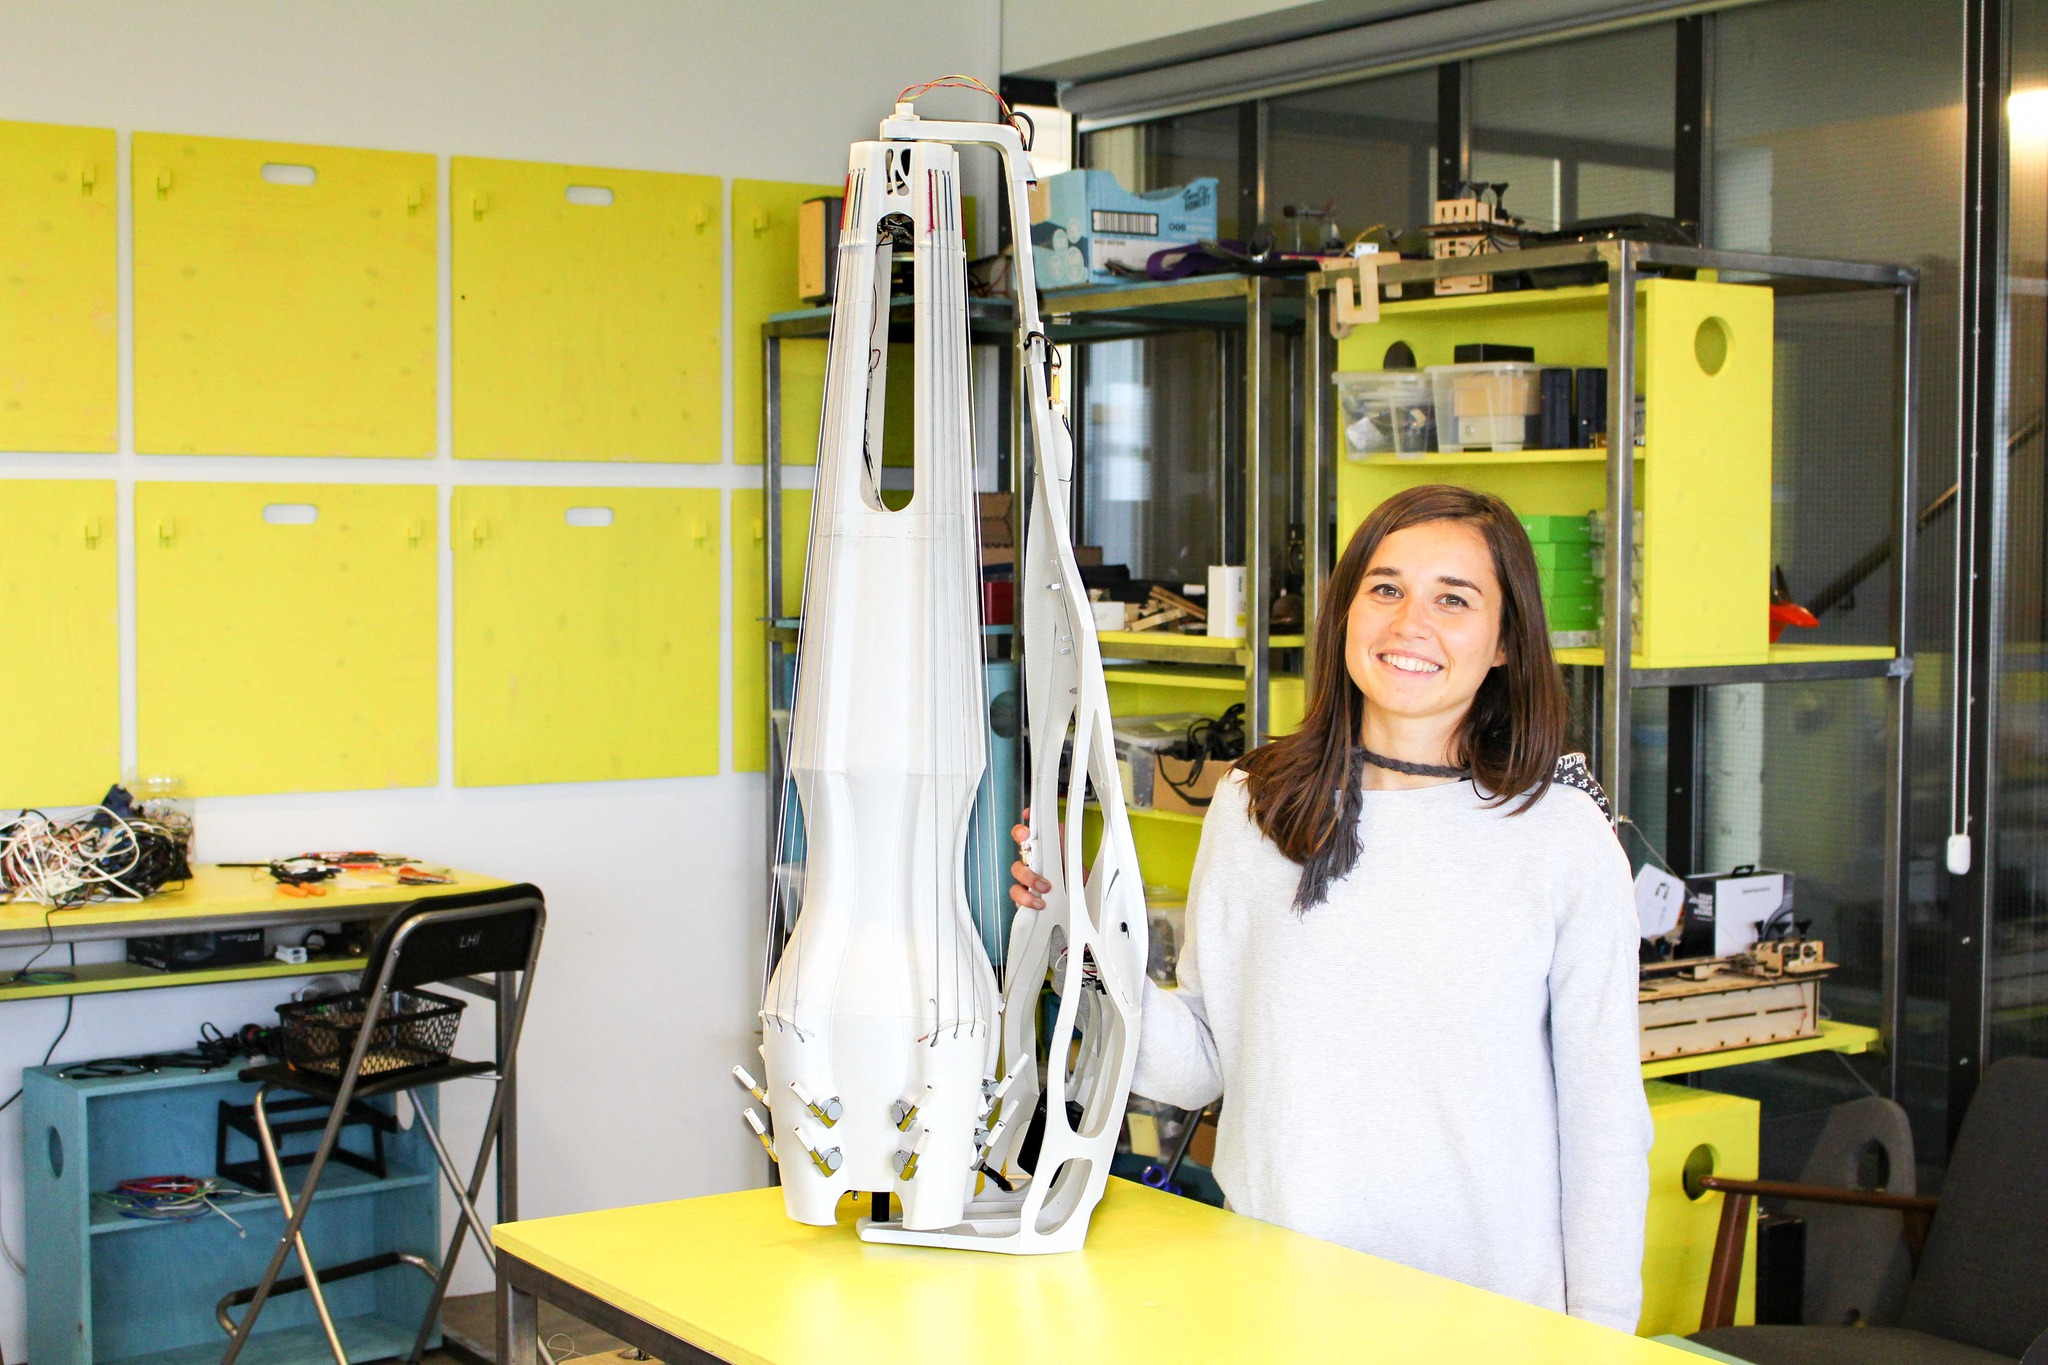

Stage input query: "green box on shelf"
[
  {"left": 1519, "top": 513, "right": 1595, "bottom": 545},
  {"left": 1545, "top": 597, "right": 1600, "bottom": 630},
  {"left": 1540, "top": 567, "right": 1600, "bottom": 600},
  {"left": 1530, "top": 541, "right": 1593, "bottom": 571}
]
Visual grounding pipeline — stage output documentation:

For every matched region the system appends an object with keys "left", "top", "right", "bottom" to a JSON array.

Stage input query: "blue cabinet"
[{"left": 24, "top": 1064, "right": 441, "bottom": 1365}]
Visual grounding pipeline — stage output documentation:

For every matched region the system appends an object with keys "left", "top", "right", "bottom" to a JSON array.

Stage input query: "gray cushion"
[
  {"left": 1689, "top": 1325, "right": 2015, "bottom": 1365},
  {"left": 1903, "top": 1058, "right": 2048, "bottom": 1357}
]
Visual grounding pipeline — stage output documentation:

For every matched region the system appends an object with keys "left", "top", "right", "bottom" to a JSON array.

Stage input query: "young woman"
[{"left": 1012, "top": 483, "right": 1652, "bottom": 1332}]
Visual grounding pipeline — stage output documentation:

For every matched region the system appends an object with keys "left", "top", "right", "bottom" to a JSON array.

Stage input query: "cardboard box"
[
  {"left": 797, "top": 196, "right": 843, "bottom": 304},
  {"left": 1030, "top": 170, "right": 1219, "bottom": 289},
  {"left": 1153, "top": 752, "right": 1227, "bottom": 816}
]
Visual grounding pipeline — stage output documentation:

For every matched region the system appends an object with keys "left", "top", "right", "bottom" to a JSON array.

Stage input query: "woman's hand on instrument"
[{"left": 1010, "top": 806, "right": 1051, "bottom": 911}]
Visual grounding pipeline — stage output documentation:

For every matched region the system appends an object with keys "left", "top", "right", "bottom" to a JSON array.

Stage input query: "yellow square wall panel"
[
  {"left": 0, "top": 122, "right": 117, "bottom": 452},
  {"left": 133, "top": 134, "right": 436, "bottom": 456},
  {"left": 453, "top": 158, "right": 721, "bottom": 462},
  {"left": 730, "top": 487, "right": 810, "bottom": 772},
  {"left": 1638, "top": 1081, "right": 1759, "bottom": 1336},
  {"left": 734, "top": 179, "right": 839, "bottom": 467},
  {"left": 135, "top": 482, "right": 438, "bottom": 795},
  {"left": 0, "top": 481, "right": 118, "bottom": 803},
  {"left": 454, "top": 487, "right": 720, "bottom": 785}
]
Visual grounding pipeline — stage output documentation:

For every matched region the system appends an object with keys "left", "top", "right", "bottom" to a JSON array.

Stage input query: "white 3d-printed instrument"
[{"left": 741, "top": 95, "right": 1146, "bottom": 1253}]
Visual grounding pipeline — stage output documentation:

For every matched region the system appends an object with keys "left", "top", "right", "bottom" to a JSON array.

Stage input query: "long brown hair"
[{"left": 1238, "top": 484, "right": 1569, "bottom": 911}]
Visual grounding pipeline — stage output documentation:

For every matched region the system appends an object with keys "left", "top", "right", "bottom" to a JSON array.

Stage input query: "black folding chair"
[{"left": 219, "top": 884, "right": 546, "bottom": 1365}]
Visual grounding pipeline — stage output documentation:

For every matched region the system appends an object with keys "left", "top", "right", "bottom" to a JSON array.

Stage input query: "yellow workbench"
[
  {"left": 0, "top": 861, "right": 506, "bottom": 1000},
  {"left": 492, "top": 1181, "right": 1696, "bottom": 1364}
]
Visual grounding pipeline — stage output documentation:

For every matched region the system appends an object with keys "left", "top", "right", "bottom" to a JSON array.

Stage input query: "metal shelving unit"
[{"left": 1304, "top": 240, "right": 1921, "bottom": 1085}]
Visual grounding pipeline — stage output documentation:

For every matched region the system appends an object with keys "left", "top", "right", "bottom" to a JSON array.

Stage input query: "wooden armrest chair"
[{"left": 1688, "top": 1056, "right": 2048, "bottom": 1365}]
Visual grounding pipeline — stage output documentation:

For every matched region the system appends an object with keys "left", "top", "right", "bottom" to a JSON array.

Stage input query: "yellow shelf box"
[{"left": 1336, "top": 279, "right": 1775, "bottom": 669}]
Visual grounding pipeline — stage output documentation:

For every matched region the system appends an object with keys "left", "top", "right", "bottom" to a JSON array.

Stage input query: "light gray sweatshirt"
[{"left": 1133, "top": 768, "right": 1653, "bottom": 1334}]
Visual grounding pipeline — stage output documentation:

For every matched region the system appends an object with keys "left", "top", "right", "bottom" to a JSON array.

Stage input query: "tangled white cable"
[{"left": 0, "top": 807, "right": 146, "bottom": 907}]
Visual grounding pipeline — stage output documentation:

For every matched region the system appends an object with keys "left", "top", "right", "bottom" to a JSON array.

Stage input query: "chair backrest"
[
  {"left": 361, "top": 883, "right": 546, "bottom": 994},
  {"left": 1792, "top": 1095, "right": 1916, "bottom": 1327},
  {"left": 1902, "top": 1056, "right": 2048, "bottom": 1356}
]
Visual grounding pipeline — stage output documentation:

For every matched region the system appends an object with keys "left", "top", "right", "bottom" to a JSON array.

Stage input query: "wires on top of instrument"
[{"left": 894, "top": 75, "right": 1034, "bottom": 149}]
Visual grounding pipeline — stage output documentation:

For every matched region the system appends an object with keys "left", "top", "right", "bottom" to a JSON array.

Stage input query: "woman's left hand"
[{"left": 1009, "top": 806, "right": 1051, "bottom": 911}]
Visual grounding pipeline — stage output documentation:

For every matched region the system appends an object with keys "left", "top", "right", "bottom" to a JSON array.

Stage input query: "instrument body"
[{"left": 754, "top": 106, "right": 1145, "bottom": 1254}]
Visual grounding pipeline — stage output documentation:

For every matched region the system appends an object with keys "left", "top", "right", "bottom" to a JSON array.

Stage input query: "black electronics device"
[
  {"left": 127, "top": 928, "right": 265, "bottom": 972},
  {"left": 1454, "top": 342, "right": 1535, "bottom": 363},
  {"left": 1574, "top": 368, "right": 1608, "bottom": 447},
  {"left": 1539, "top": 367, "right": 1574, "bottom": 449}
]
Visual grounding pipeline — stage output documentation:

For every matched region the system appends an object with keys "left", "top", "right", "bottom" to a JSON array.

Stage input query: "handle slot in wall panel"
[
  {"left": 452, "top": 158, "right": 720, "bottom": 462},
  {"left": 0, "top": 480, "right": 118, "bottom": 803},
  {"left": 454, "top": 486, "right": 720, "bottom": 784},
  {"left": 0, "top": 121, "right": 117, "bottom": 452},
  {"left": 136, "top": 482, "right": 438, "bottom": 795},
  {"left": 132, "top": 134, "right": 436, "bottom": 456}
]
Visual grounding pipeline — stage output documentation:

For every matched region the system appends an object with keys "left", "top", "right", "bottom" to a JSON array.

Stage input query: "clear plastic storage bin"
[
  {"left": 1333, "top": 370, "right": 1436, "bottom": 458},
  {"left": 1427, "top": 361, "right": 1543, "bottom": 452}
]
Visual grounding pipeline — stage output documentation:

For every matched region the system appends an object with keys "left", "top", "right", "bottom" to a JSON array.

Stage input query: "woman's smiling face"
[{"left": 1345, "top": 517, "right": 1508, "bottom": 736}]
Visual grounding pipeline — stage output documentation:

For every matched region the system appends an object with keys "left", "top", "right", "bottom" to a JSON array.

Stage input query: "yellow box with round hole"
[
  {"left": 1334, "top": 278, "right": 1782, "bottom": 669},
  {"left": 1638, "top": 1080, "right": 1759, "bottom": 1336}
]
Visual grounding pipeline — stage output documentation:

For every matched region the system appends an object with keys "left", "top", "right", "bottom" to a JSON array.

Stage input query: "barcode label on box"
[{"left": 1092, "top": 209, "right": 1159, "bottom": 237}]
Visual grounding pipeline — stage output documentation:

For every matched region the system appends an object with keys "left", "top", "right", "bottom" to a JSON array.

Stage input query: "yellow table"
[
  {"left": 492, "top": 1181, "right": 1695, "bottom": 1364},
  {"left": 0, "top": 861, "right": 506, "bottom": 1000}
]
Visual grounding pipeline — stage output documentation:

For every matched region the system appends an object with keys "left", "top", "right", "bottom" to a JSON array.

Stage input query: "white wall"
[{"left": 0, "top": 3, "right": 998, "bottom": 1357}]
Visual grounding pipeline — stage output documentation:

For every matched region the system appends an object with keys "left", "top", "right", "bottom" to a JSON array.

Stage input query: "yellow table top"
[
  {"left": 494, "top": 1182, "right": 1691, "bottom": 1365},
  {"left": 0, "top": 861, "right": 505, "bottom": 941}
]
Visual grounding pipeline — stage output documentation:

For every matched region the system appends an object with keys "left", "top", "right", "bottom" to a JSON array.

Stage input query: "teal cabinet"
[{"left": 25, "top": 1064, "right": 441, "bottom": 1365}]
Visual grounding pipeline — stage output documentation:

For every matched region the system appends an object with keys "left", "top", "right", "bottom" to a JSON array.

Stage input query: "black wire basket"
[{"left": 276, "top": 988, "right": 465, "bottom": 1079}]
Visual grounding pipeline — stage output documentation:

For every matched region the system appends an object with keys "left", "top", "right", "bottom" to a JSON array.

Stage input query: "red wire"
[{"left": 895, "top": 75, "right": 1027, "bottom": 140}]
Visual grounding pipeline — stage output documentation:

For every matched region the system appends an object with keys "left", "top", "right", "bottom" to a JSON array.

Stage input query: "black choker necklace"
[{"left": 1356, "top": 746, "right": 1468, "bottom": 779}]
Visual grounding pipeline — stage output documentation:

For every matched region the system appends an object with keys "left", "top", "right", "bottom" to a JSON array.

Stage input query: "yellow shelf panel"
[
  {"left": 1, "top": 480, "right": 119, "bottom": 805},
  {"left": 1097, "top": 630, "right": 1307, "bottom": 652},
  {"left": 1348, "top": 448, "right": 1634, "bottom": 468},
  {"left": 0, "top": 120, "right": 117, "bottom": 451},
  {"left": 0, "top": 955, "right": 370, "bottom": 1002},
  {"left": 1553, "top": 643, "right": 1897, "bottom": 670},
  {"left": 1639, "top": 1020, "right": 1879, "bottom": 1080},
  {"left": 1369, "top": 283, "right": 1613, "bottom": 318},
  {"left": 1128, "top": 807, "right": 1204, "bottom": 827},
  {"left": 1104, "top": 665, "right": 1282, "bottom": 691},
  {"left": 133, "top": 134, "right": 436, "bottom": 457}
]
